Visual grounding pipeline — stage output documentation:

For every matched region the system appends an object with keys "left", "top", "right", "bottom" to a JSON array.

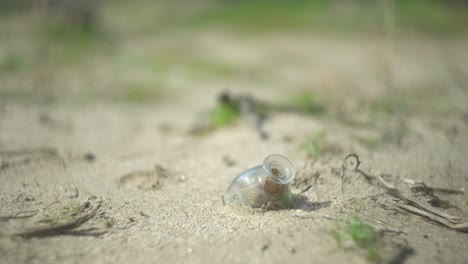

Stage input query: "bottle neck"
[{"left": 262, "top": 154, "right": 295, "bottom": 184}]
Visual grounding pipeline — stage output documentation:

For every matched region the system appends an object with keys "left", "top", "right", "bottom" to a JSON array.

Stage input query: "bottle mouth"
[{"left": 262, "top": 154, "right": 295, "bottom": 184}]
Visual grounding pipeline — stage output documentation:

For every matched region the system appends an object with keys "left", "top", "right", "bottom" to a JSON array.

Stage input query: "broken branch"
[
  {"left": 11, "top": 201, "right": 101, "bottom": 238},
  {"left": 377, "top": 175, "right": 461, "bottom": 223},
  {"left": 341, "top": 153, "right": 467, "bottom": 232},
  {"left": 0, "top": 210, "right": 39, "bottom": 221},
  {"left": 295, "top": 211, "right": 406, "bottom": 235},
  {"left": 397, "top": 203, "right": 468, "bottom": 232}
]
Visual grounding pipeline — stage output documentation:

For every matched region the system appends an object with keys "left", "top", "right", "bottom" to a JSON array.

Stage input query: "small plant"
[
  {"left": 125, "top": 84, "right": 161, "bottom": 103},
  {"left": 67, "top": 200, "right": 81, "bottom": 210},
  {"left": 211, "top": 104, "right": 240, "bottom": 127},
  {"left": 335, "top": 111, "right": 378, "bottom": 129},
  {"left": 346, "top": 216, "right": 378, "bottom": 248},
  {"left": 381, "top": 117, "right": 409, "bottom": 147},
  {"left": 0, "top": 53, "right": 27, "bottom": 73},
  {"left": 34, "top": 15, "right": 102, "bottom": 67},
  {"left": 328, "top": 227, "right": 343, "bottom": 248},
  {"left": 329, "top": 215, "right": 381, "bottom": 262},
  {"left": 371, "top": 94, "right": 408, "bottom": 116},
  {"left": 43, "top": 201, "right": 82, "bottom": 224},
  {"left": 301, "top": 131, "right": 342, "bottom": 159},
  {"left": 347, "top": 216, "right": 381, "bottom": 261},
  {"left": 296, "top": 92, "right": 326, "bottom": 115},
  {"left": 286, "top": 91, "right": 326, "bottom": 116},
  {"left": 104, "top": 219, "right": 115, "bottom": 228},
  {"left": 353, "top": 134, "right": 382, "bottom": 150},
  {"left": 63, "top": 200, "right": 83, "bottom": 218},
  {"left": 188, "top": 102, "right": 241, "bottom": 135},
  {"left": 302, "top": 131, "right": 326, "bottom": 159}
]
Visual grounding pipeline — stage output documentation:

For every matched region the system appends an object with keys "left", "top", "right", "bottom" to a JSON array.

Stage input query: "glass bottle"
[{"left": 223, "top": 154, "right": 296, "bottom": 208}]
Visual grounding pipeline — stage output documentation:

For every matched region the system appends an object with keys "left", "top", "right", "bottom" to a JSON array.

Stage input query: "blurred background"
[
  {"left": 2, "top": 3, "right": 468, "bottom": 263},
  {"left": 0, "top": 0, "right": 467, "bottom": 120}
]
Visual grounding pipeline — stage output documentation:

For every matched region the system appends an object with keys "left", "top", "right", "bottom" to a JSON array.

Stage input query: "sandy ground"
[{"left": 1, "top": 33, "right": 468, "bottom": 264}]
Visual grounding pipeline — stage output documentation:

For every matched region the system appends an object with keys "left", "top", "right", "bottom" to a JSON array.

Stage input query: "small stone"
[
  {"left": 283, "top": 135, "right": 293, "bottom": 143},
  {"left": 180, "top": 175, "right": 186, "bottom": 181},
  {"left": 65, "top": 187, "right": 79, "bottom": 198},
  {"left": 83, "top": 152, "right": 95, "bottom": 162},
  {"left": 222, "top": 156, "right": 237, "bottom": 167}
]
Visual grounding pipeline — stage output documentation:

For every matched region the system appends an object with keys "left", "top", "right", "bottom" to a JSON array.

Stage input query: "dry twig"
[
  {"left": 0, "top": 147, "right": 58, "bottom": 157},
  {"left": 397, "top": 204, "right": 468, "bottom": 232},
  {"left": 10, "top": 201, "right": 101, "bottom": 238},
  {"left": 405, "top": 179, "right": 464, "bottom": 195},
  {"left": 0, "top": 210, "right": 39, "bottom": 221},
  {"left": 341, "top": 154, "right": 374, "bottom": 194},
  {"left": 295, "top": 211, "right": 406, "bottom": 235},
  {"left": 377, "top": 175, "right": 460, "bottom": 223},
  {"left": 341, "top": 154, "right": 468, "bottom": 232},
  {"left": 295, "top": 211, "right": 339, "bottom": 220}
]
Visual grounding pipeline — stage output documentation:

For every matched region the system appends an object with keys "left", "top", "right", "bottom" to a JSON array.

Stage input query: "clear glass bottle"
[{"left": 223, "top": 154, "right": 296, "bottom": 208}]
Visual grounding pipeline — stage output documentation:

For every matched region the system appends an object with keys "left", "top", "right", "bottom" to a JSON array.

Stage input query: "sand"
[{"left": 1, "top": 34, "right": 468, "bottom": 264}]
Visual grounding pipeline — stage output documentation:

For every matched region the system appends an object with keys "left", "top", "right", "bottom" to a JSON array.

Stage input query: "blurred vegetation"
[
  {"left": 353, "top": 134, "right": 382, "bottom": 150},
  {"left": 181, "top": 0, "right": 468, "bottom": 34},
  {"left": 345, "top": 216, "right": 381, "bottom": 262},
  {"left": 397, "top": 0, "right": 468, "bottom": 33},
  {"left": 329, "top": 212, "right": 382, "bottom": 262},
  {"left": 285, "top": 91, "right": 327, "bottom": 116},
  {"left": 0, "top": 53, "right": 28, "bottom": 72},
  {"left": 301, "top": 131, "right": 342, "bottom": 159},
  {"left": 0, "top": 0, "right": 467, "bottom": 104},
  {"left": 125, "top": 82, "right": 163, "bottom": 103},
  {"left": 302, "top": 131, "right": 326, "bottom": 159},
  {"left": 211, "top": 103, "right": 240, "bottom": 127},
  {"left": 2, "top": 0, "right": 467, "bottom": 37},
  {"left": 371, "top": 94, "right": 408, "bottom": 116}
]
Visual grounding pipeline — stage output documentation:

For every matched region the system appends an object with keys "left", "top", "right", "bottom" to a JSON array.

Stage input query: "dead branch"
[
  {"left": 0, "top": 147, "right": 62, "bottom": 171},
  {"left": 295, "top": 211, "right": 406, "bottom": 235},
  {"left": 374, "top": 226, "right": 406, "bottom": 235},
  {"left": 412, "top": 186, "right": 464, "bottom": 195},
  {"left": 11, "top": 201, "right": 101, "bottom": 238},
  {"left": 295, "top": 212, "right": 339, "bottom": 220},
  {"left": 0, "top": 210, "right": 39, "bottom": 221},
  {"left": 0, "top": 147, "right": 58, "bottom": 157},
  {"left": 377, "top": 175, "right": 460, "bottom": 223},
  {"left": 397, "top": 203, "right": 468, "bottom": 232},
  {"left": 341, "top": 154, "right": 374, "bottom": 193},
  {"left": 300, "top": 185, "right": 312, "bottom": 194},
  {"left": 341, "top": 153, "right": 467, "bottom": 232},
  {"left": 403, "top": 178, "right": 464, "bottom": 195}
]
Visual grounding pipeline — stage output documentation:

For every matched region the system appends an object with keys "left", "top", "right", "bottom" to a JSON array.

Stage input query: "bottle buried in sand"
[{"left": 223, "top": 154, "right": 296, "bottom": 208}]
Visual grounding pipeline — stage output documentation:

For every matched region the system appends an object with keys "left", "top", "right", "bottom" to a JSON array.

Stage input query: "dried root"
[
  {"left": 341, "top": 154, "right": 468, "bottom": 232},
  {"left": 9, "top": 199, "right": 102, "bottom": 238}
]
